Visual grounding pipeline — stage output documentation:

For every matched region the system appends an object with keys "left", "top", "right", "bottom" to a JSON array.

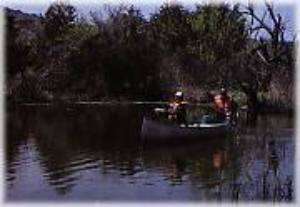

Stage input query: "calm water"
[{"left": 5, "top": 105, "right": 294, "bottom": 202}]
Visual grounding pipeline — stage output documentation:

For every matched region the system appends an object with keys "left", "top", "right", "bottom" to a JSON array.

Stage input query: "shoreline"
[{"left": 5, "top": 100, "right": 294, "bottom": 114}]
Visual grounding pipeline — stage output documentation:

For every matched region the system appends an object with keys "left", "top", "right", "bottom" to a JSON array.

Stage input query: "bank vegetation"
[{"left": 5, "top": 2, "right": 294, "bottom": 112}]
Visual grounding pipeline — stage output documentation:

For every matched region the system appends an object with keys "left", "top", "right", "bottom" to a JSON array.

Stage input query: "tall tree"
[
  {"left": 233, "top": 2, "right": 293, "bottom": 111},
  {"left": 150, "top": 3, "right": 192, "bottom": 53},
  {"left": 68, "top": 5, "right": 162, "bottom": 99},
  {"left": 189, "top": 4, "right": 248, "bottom": 85},
  {"left": 44, "top": 2, "right": 77, "bottom": 42},
  {"left": 5, "top": 14, "right": 31, "bottom": 78}
]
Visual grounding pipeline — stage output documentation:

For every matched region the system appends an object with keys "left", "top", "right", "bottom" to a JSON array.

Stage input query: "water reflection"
[{"left": 5, "top": 105, "right": 294, "bottom": 201}]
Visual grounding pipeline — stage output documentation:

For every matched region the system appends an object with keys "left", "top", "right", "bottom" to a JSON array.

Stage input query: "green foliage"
[
  {"left": 68, "top": 5, "right": 162, "bottom": 99},
  {"left": 150, "top": 3, "right": 192, "bottom": 53},
  {"left": 44, "top": 2, "right": 77, "bottom": 42},
  {"left": 190, "top": 4, "right": 247, "bottom": 63},
  {"left": 5, "top": 15, "right": 30, "bottom": 77},
  {"left": 5, "top": 2, "right": 294, "bottom": 109}
]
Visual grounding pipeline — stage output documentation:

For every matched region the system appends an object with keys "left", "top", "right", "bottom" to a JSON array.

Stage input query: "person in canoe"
[
  {"left": 167, "top": 91, "right": 187, "bottom": 124},
  {"left": 213, "top": 87, "right": 238, "bottom": 123}
]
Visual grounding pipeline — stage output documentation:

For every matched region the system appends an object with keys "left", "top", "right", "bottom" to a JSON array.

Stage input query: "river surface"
[{"left": 5, "top": 104, "right": 294, "bottom": 202}]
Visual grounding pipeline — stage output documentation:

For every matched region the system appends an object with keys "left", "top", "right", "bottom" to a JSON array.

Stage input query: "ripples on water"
[{"left": 5, "top": 105, "right": 294, "bottom": 201}]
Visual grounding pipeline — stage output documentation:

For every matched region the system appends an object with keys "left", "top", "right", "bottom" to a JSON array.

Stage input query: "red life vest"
[{"left": 213, "top": 94, "right": 231, "bottom": 114}]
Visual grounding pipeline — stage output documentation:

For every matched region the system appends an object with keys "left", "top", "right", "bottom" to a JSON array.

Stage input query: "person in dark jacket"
[{"left": 168, "top": 91, "right": 187, "bottom": 124}]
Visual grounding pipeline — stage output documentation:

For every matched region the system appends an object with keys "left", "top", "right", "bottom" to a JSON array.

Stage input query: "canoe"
[{"left": 141, "top": 116, "right": 232, "bottom": 142}]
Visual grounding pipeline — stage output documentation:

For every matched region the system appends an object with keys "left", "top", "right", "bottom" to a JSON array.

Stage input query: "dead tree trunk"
[{"left": 240, "top": 2, "right": 291, "bottom": 112}]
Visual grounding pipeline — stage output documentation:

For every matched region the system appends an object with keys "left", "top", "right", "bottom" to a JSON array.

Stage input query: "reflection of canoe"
[{"left": 141, "top": 117, "right": 232, "bottom": 142}]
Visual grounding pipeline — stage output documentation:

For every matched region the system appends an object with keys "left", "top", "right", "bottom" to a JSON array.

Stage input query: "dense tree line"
[{"left": 5, "top": 2, "right": 294, "bottom": 111}]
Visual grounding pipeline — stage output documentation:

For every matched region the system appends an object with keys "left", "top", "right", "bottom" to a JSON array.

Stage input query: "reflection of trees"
[
  {"left": 6, "top": 107, "right": 293, "bottom": 201},
  {"left": 231, "top": 115, "right": 294, "bottom": 201},
  {"left": 6, "top": 107, "right": 34, "bottom": 188},
  {"left": 260, "top": 138, "right": 293, "bottom": 201},
  {"left": 8, "top": 105, "right": 144, "bottom": 195},
  {"left": 191, "top": 141, "right": 242, "bottom": 202},
  {"left": 25, "top": 107, "right": 87, "bottom": 195},
  {"left": 160, "top": 158, "right": 189, "bottom": 185},
  {"left": 240, "top": 112, "right": 293, "bottom": 131},
  {"left": 142, "top": 138, "right": 238, "bottom": 189},
  {"left": 141, "top": 133, "right": 246, "bottom": 201}
]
